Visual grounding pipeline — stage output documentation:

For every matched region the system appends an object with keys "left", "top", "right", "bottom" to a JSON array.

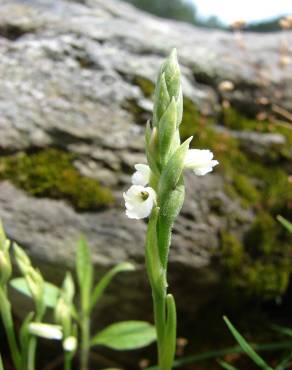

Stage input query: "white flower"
[
  {"left": 63, "top": 336, "right": 77, "bottom": 352},
  {"left": 132, "top": 164, "right": 150, "bottom": 186},
  {"left": 123, "top": 185, "right": 156, "bottom": 219},
  {"left": 184, "top": 149, "right": 219, "bottom": 176},
  {"left": 29, "top": 322, "right": 63, "bottom": 340}
]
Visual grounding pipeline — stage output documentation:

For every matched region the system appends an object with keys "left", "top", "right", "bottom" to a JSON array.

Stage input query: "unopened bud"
[
  {"left": 14, "top": 244, "right": 31, "bottom": 275},
  {"left": 63, "top": 336, "right": 77, "bottom": 352},
  {"left": 0, "top": 250, "right": 12, "bottom": 284},
  {"left": 26, "top": 267, "right": 44, "bottom": 302}
]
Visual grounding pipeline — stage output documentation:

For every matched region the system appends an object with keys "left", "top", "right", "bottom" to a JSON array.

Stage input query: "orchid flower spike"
[
  {"left": 132, "top": 164, "right": 150, "bottom": 186},
  {"left": 184, "top": 149, "right": 218, "bottom": 176},
  {"left": 123, "top": 185, "right": 156, "bottom": 219}
]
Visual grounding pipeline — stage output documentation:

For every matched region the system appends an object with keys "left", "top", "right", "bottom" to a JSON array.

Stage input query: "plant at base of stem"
[
  {"left": 0, "top": 222, "right": 23, "bottom": 370},
  {"left": 124, "top": 49, "right": 219, "bottom": 370},
  {"left": 14, "top": 244, "right": 46, "bottom": 370}
]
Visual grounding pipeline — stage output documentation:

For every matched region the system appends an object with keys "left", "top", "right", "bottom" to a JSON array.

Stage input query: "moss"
[
  {"left": 220, "top": 231, "right": 244, "bottom": 269},
  {"left": 243, "top": 262, "right": 290, "bottom": 300},
  {"left": 0, "top": 149, "right": 114, "bottom": 211},
  {"left": 232, "top": 174, "right": 260, "bottom": 207},
  {"left": 245, "top": 212, "right": 279, "bottom": 255},
  {"left": 223, "top": 107, "right": 270, "bottom": 132},
  {"left": 133, "top": 76, "right": 154, "bottom": 97}
]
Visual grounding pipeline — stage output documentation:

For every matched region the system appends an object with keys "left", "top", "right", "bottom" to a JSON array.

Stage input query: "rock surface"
[{"left": 0, "top": 0, "right": 291, "bottom": 352}]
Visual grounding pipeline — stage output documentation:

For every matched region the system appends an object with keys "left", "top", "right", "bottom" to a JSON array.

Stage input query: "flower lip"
[
  {"left": 123, "top": 185, "right": 156, "bottom": 219},
  {"left": 184, "top": 149, "right": 218, "bottom": 176},
  {"left": 132, "top": 164, "right": 150, "bottom": 186}
]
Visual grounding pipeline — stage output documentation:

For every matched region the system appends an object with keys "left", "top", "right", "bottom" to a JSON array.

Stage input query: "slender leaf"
[
  {"left": 10, "top": 278, "right": 59, "bottom": 308},
  {"left": 271, "top": 324, "right": 292, "bottom": 338},
  {"left": 219, "top": 360, "right": 239, "bottom": 370},
  {"left": 144, "top": 341, "right": 292, "bottom": 370},
  {"left": 277, "top": 215, "right": 292, "bottom": 233},
  {"left": 91, "top": 262, "right": 135, "bottom": 309},
  {"left": 223, "top": 316, "right": 273, "bottom": 370},
  {"left": 275, "top": 352, "right": 292, "bottom": 370},
  {"left": 91, "top": 321, "right": 156, "bottom": 350},
  {"left": 161, "top": 294, "right": 177, "bottom": 370},
  {"left": 0, "top": 353, "right": 4, "bottom": 370},
  {"left": 19, "top": 311, "right": 34, "bottom": 364}
]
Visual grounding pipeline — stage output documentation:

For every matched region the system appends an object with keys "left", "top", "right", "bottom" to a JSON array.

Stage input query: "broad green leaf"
[
  {"left": 10, "top": 278, "right": 59, "bottom": 308},
  {"left": 76, "top": 237, "right": 93, "bottom": 310},
  {"left": 91, "top": 321, "right": 156, "bottom": 350},
  {"left": 223, "top": 316, "right": 273, "bottom": 370},
  {"left": 277, "top": 215, "right": 292, "bottom": 233},
  {"left": 219, "top": 360, "right": 239, "bottom": 370},
  {"left": 91, "top": 262, "right": 135, "bottom": 309}
]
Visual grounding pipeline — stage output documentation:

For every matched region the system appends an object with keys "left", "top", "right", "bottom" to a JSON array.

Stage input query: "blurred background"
[{"left": 0, "top": 0, "right": 291, "bottom": 369}]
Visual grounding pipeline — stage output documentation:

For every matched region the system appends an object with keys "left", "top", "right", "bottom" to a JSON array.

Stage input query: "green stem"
[
  {"left": 80, "top": 314, "right": 90, "bottom": 370},
  {"left": 27, "top": 338, "right": 37, "bottom": 370},
  {"left": 0, "top": 286, "right": 22, "bottom": 370},
  {"left": 0, "top": 353, "right": 4, "bottom": 370},
  {"left": 64, "top": 352, "right": 73, "bottom": 370},
  {"left": 153, "top": 292, "right": 166, "bottom": 369},
  {"left": 27, "top": 306, "right": 44, "bottom": 370}
]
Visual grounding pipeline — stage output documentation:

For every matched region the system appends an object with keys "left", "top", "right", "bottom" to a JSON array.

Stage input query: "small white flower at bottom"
[
  {"left": 63, "top": 336, "right": 77, "bottom": 352},
  {"left": 184, "top": 149, "right": 218, "bottom": 176},
  {"left": 123, "top": 185, "right": 156, "bottom": 219},
  {"left": 131, "top": 164, "right": 150, "bottom": 186},
  {"left": 29, "top": 322, "right": 63, "bottom": 340}
]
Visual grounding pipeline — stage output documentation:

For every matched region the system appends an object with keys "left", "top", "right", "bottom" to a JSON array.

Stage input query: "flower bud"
[
  {"left": 0, "top": 249, "right": 12, "bottom": 284},
  {"left": 63, "top": 336, "right": 77, "bottom": 352},
  {"left": 26, "top": 267, "right": 44, "bottom": 303},
  {"left": 14, "top": 244, "right": 32, "bottom": 275}
]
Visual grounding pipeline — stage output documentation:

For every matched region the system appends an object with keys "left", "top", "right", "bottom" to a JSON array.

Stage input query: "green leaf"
[
  {"left": 218, "top": 360, "right": 239, "bottom": 370},
  {"left": 0, "top": 353, "right": 4, "bottom": 370},
  {"left": 161, "top": 294, "right": 177, "bottom": 369},
  {"left": 19, "top": 312, "right": 34, "bottom": 364},
  {"left": 10, "top": 278, "right": 59, "bottom": 308},
  {"left": 223, "top": 316, "right": 273, "bottom": 370},
  {"left": 158, "top": 137, "right": 192, "bottom": 205},
  {"left": 161, "top": 49, "right": 181, "bottom": 101},
  {"left": 158, "top": 98, "right": 178, "bottom": 165},
  {"left": 91, "top": 262, "right": 135, "bottom": 309},
  {"left": 277, "top": 215, "right": 292, "bottom": 233},
  {"left": 153, "top": 73, "right": 171, "bottom": 126},
  {"left": 145, "top": 208, "right": 162, "bottom": 292},
  {"left": 76, "top": 237, "right": 93, "bottom": 311},
  {"left": 91, "top": 321, "right": 156, "bottom": 350},
  {"left": 271, "top": 324, "right": 292, "bottom": 338}
]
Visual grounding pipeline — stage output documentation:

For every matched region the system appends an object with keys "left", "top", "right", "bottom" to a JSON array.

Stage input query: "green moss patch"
[{"left": 0, "top": 149, "right": 114, "bottom": 211}]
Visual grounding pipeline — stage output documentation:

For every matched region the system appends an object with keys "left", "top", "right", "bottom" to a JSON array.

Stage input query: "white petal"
[
  {"left": 132, "top": 164, "right": 150, "bottom": 186},
  {"left": 63, "top": 336, "right": 77, "bottom": 352},
  {"left": 29, "top": 323, "right": 63, "bottom": 340},
  {"left": 185, "top": 149, "right": 218, "bottom": 176},
  {"left": 124, "top": 185, "right": 156, "bottom": 219}
]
